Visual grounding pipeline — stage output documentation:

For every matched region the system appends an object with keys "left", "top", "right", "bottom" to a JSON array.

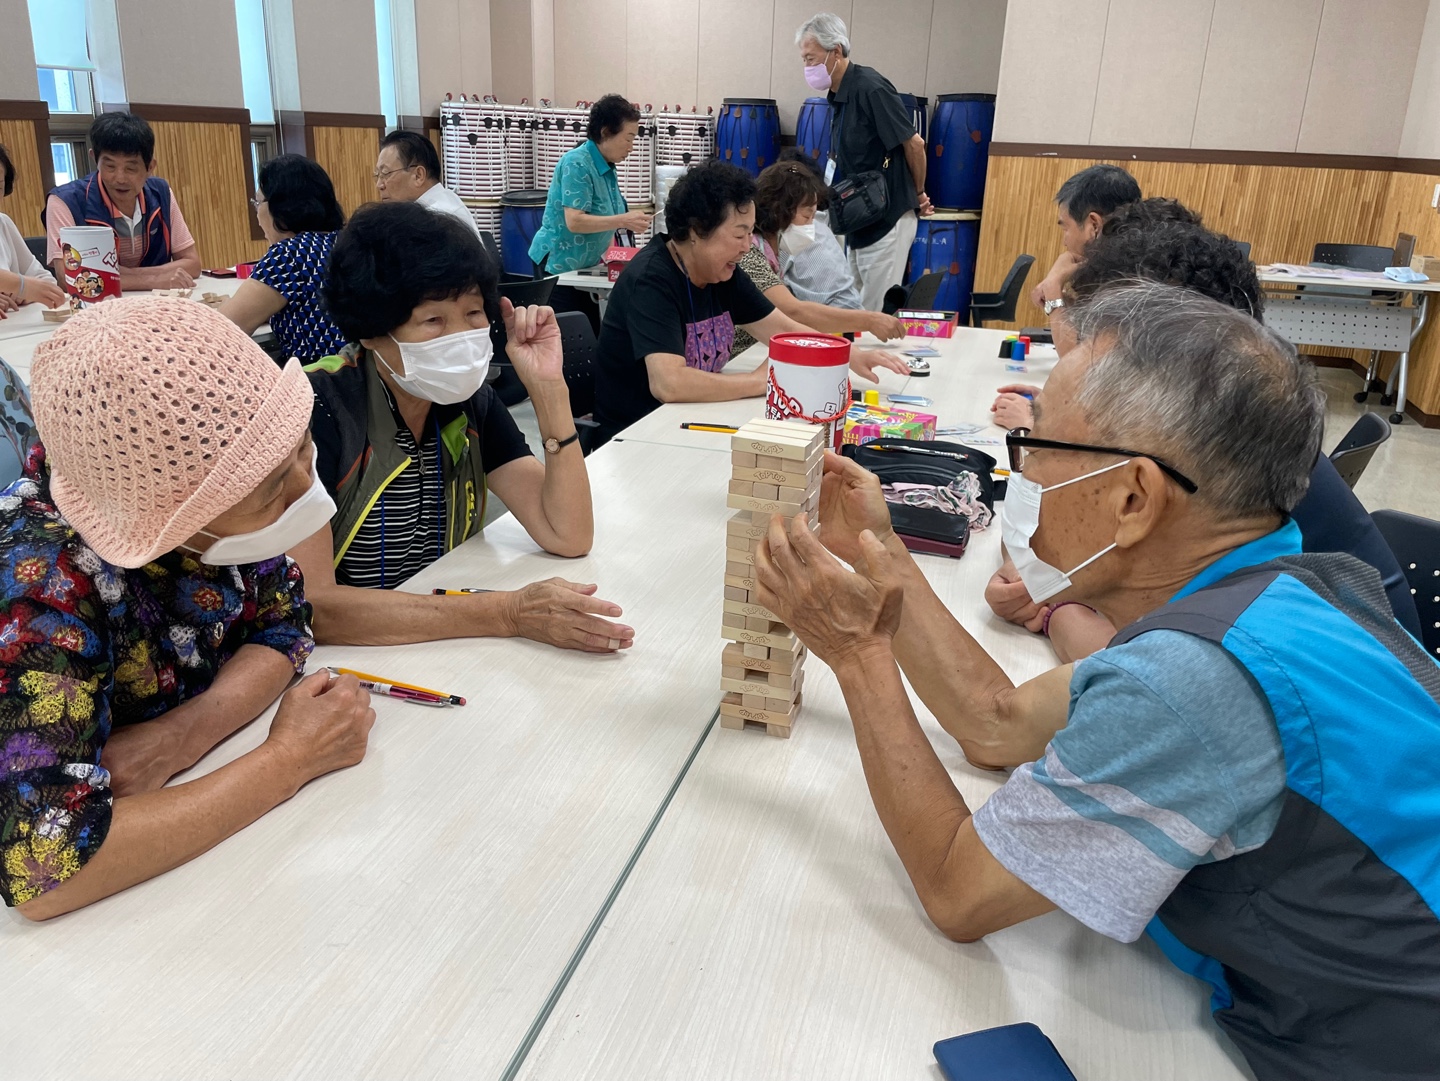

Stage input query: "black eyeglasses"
[{"left": 1006, "top": 428, "right": 1199, "bottom": 494}]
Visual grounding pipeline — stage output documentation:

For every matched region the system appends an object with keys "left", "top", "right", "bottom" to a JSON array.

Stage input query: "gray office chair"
[
  {"left": 24, "top": 237, "right": 47, "bottom": 264},
  {"left": 1328, "top": 412, "right": 1390, "bottom": 490},
  {"left": 1372, "top": 509, "right": 1440, "bottom": 660},
  {"left": 0, "top": 358, "right": 36, "bottom": 489},
  {"left": 498, "top": 275, "right": 557, "bottom": 307},
  {"left": 969, "top": 255, "right": 1035, "bottom": 327}
]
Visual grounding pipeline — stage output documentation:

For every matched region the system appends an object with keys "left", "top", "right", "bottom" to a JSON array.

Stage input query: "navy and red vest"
[{"left": 47, "top": 173, "right": 174, "bottom": 267}]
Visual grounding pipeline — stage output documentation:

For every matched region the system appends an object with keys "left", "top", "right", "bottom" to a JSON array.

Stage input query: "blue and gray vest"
[
  {"left": 1112, "top": 530, "right": 1440, "bottom": 1081},
  {"left": 46, "top": 173, "right": 175, "bottom": 268}
]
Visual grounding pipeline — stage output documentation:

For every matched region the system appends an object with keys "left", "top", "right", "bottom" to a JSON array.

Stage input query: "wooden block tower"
[{"left": 719, "top": 418, "right": 825, "bottom": 738}]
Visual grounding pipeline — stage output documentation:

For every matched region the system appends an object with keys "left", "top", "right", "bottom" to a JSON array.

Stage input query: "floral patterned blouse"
[{"left": 0, "top": 446, "right": 314, "bottom": 907}]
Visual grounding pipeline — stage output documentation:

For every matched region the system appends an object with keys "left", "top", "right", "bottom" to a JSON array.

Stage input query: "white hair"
[{"left": 796, "top": 13, "right": 850, "bottom": 57}]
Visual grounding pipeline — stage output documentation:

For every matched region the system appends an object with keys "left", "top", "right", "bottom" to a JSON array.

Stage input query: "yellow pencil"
[
  {"left": 680, "top": 423, "right": 739, "bottom": 433},
  {"left": 327, "top": 666, "right": 460, "bottom": 703}
]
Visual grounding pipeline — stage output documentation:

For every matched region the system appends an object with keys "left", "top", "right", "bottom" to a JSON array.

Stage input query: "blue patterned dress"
[{"left": 250, "top": 231, "right": 350, "bottom": 362}]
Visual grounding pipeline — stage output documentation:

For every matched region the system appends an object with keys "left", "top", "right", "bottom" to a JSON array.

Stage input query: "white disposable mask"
[
  {"left": 190, "top": 446, "right": 336, "bottom": 566},
  {"left": 381, "top": 327, "right": 493, "bottom": 405},
  {"left": 780, "top": 222, "right": 817, "bottom": 255},
  {"left": 1000, "top": 460, "right": 1127, "bottom": 604}
]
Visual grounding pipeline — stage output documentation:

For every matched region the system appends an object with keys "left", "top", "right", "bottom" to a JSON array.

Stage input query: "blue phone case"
[{"left": 933, "top": 1023, "right": 1078, "bottom": 1081}]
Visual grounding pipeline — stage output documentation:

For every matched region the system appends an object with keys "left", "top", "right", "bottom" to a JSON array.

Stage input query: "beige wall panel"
[
  {"left": 992, "top": 0, "right": 1109, "bottom": 144},
  {"left": 1297, "top": 0, "right": 1427, "bottom": 156},
  {"left": 492, "top": 0, "right": 536, "bottom": 102},
  {"left": 117, "top": 0, "right": 244, "bottom": 108},
  {"left": 458, "top": 0, "right": 496, "bottom": 101},
  {"left": 294, "top": 0, "right": 382, "bottom": 114},
  {"left": 0, "top": 0, "right": 40, "bottom": 100},
  {"left": 851, "top": 0, "right": 932, "bottom": 101},
  {"left": 1191, "top": 0, "right": 1322, "bottom": 152},
  {"left": 0, "top": 118, "right": 48, "bottom": 238},
  {"left": 1089, "top": 0, "right": 1213, "bottom": 148},
  {"left": 697, "top": 0, "right": 775, "bottom": 107},
  {"left": 312, "top": 125, "right": 382, "bottom": 219},
  {"left": 553, "top": 0, "right": 626, "bottom": 105},
  {"left": 925, "top": 0, "right": 1007, "bottom": 100},
  {"left": 1400, "top": 0, "right": 1440, "bottom": 158},
  {"left": 417, "top": 0, "right": 494, "bottom": 112},
  {"left": 771, "top": 0, "right": 852, "bottom": 132},
  {"left": 532, "top": 0, "right": 555, "bottom": 101},
  {"left": 627, "top": 0, "right": 699, "bottom": 107}
]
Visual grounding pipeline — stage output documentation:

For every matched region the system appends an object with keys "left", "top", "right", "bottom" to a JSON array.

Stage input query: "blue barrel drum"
[
  {"left": 500, "top": 189, "right": 548, "bottom": 277},
  {"left": 927, "top": 93, "right": 996, "bottom": 211},
  {"left": 906, "top": 211, "right": 981, "bottom": 314},
  {"left": 795, "top": 97, "right": 833, "bottom": 167},
  {"left": 716, "top": 98, "right": 781, "bottom": 177}
]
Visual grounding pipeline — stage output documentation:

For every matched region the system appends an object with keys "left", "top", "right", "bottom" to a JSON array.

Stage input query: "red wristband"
[{"left": 1041, "top": 601, "right": 1094, "bottom": 637}]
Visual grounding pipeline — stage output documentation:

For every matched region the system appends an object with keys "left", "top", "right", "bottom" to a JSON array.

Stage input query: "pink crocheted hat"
[{"left": 29, "top": 296, "right": 315, "bottom": 568}]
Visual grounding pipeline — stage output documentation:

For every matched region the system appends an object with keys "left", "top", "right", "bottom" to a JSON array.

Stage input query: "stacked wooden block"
[{"left": 720, "top": 419, "right": 825, "bottom": 738}]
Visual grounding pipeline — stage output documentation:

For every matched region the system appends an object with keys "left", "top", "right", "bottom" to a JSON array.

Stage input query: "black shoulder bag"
[{"left": 825, "top": 100, "right": 889, "bottom": 236}]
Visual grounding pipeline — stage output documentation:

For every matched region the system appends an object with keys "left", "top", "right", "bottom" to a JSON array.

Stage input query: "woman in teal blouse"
[{"left": 528, "top": 95, "right": 654, "bottom": 274}]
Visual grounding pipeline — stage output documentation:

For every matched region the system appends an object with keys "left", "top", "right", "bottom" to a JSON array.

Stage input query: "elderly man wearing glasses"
[{"left": 754, "top": 282, "right": 1440, "bottom": 1081}]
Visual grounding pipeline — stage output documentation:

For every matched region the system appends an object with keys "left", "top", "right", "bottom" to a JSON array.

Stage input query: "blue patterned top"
[
  {"left": 528, "top": 140, "right": 628, "bottom": 273},
  {"left": 250, "top": 231, "right": 350, "bottom": 362}
]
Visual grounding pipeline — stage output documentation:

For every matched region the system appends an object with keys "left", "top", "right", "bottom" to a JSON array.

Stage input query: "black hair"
[
  {"left": 323, "top": 201, "right": 501, "bottom": 344},
  {"left": 1054, "top": 164, "right": 1140, "bottom": 224},
  {"left": 380, "top": 129, "right": 442, "bottom": 182},
  {"left": 0, "top": 144, "right": 13, "bottom": 198},
  {"left": 776, "top": 147, "right": 831, "bottom": 209},
  {"left": 754, "top": 162, "right": 823, "bottom": 237},
  {"left": 664, "top": 159, "right": 756, "bottom": 242},
  {"left": 587, "top": 95, "right": 641, "bottom": 143},
  {"left": 89, "top": 112, "right": 155, "bottom": 164},
  {"left": 259, "top": 154, "right": 345, "bottom": 234},
  {"left": 1100, "top": 197, "right": 1202, "bottom": 236},
  {"left": 1068, "top": 213, "right": 1263, "bottom": 320}
]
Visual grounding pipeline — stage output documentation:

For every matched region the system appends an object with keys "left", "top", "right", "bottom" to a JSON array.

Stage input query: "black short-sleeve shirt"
[
  {"left": 593, "top": 234, "right": 773, "bottom": 442},
  {"left": 829, "top": 62, "right": 918, "bottom": 248}
]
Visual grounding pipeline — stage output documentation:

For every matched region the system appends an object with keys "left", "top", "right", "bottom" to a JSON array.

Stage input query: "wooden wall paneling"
[
  {"left": 146, "top": 120, "right": 268, "bottom": 269},
  {"left": 312, "top": 125, "right": 382, "bottom": 218},
  {"left": 0, "top": 116, "right": 49, "bottom": 237},
  {"left": 1374, "top": 168, "right": 1440, "bottom": 421}
]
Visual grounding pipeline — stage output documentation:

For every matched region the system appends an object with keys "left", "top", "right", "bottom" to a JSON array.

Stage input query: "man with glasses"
[
  {"left": 373, "top": 130, "right": 480, "bottom": 239},
  {"left": 754, "top": 282, "right": 1440, "bottom": 1081}
]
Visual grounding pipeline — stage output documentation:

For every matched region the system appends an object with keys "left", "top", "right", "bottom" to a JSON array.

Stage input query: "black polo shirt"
[{"left": 828, "top": 61, "right": 918, "bottom": 249}]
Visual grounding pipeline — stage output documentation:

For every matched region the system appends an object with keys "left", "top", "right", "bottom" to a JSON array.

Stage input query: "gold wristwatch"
[{"left": 543, "top": 432, "right": 580, "bottom": 454}]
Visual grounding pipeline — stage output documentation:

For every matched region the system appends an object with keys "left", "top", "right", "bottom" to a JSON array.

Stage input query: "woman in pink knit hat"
[{"left": 0, "top": 296, "right": 375, "bottom": 919}]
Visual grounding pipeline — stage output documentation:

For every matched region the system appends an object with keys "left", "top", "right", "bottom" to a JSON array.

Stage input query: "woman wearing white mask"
[
  {"left": 2, "top": 297, "right": 376, "bottom": 918},
  {"left": 730, "top": 161, "right": 904, "bottom": 359},
  {"left": 295, "top": 202, "right": 632, "bottom": 653}
]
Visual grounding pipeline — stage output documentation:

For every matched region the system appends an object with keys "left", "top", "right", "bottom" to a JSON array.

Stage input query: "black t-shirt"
[
  {"left": 593, "top": 234, "right": 774, "bottom": 442},
  {"left": 829, "top": 62, "right": 918, "bottom": 249}
]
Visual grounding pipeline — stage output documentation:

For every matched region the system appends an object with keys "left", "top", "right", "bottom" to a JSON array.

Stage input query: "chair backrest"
[
  {"left": 555, "top": 311, "right": 598, "bottom": 419},
  {"left": 0, "top": 357, "right": 36, "bottom": 489},
  {"left": 498, "top": 275, "right": 558, "bottom": 307},
  {"left": 24, "top": 236, "right": 47, "bottom": 264},
  {"left": 972, "top": 254, "right": 1035, "bottom": 325},
  {"left": 1233, "top": 240, "right": 1252, "bottom": 260},
  {"left": 1312, "top": 243, "right": 1393, "bottom": 272},
  {"left": 903, "top": 271, "right": 945, "bottom": 312},
  {"left": 1328, "top": 411, "right": 1391, "bottom": 490},
  {"left": 1393, "top": 232, "right": 1418, "bottom": 270},
  {"left": 1371, "top": 509, "right": 1440, "bottom": 660},
  {"left": 478, "top": 230, "right": 501, "bottom": 267}
]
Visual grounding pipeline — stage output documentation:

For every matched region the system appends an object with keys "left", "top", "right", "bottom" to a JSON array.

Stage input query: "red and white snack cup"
[
  {"left": 59, "top": 226, "right": 122, "bottom": 308},
  {"left": 765, "top": 332, "right": 851, "bottom": 452}
]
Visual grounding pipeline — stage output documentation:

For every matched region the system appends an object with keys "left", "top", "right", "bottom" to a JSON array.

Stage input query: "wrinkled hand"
[
  {"left": 848, "top": 348, "right": 910, "bottom": 382},
  {"left": 985, "top": 559, "right": 1045, "bottom": 632},
  {"left": 159, "top": 265, "right": 196, "bottom": 290},
  {"left": 22, "top": 277, "right": 68, "bottom": 309},
  {"left": 816, "top": 451, "right": 895, "bottom": 565},
  {"left": 865, "top": 311, "right": 907, "bottom": 341},
  {"left": 990, "top": 384, "right": 1038, "bottom": 431},
  {"left": 505, "top": 578, "right": 635, "bottom": 652},
  {"left": 753, "top": 513, "right": 903, "bottom": 667},
  {"left": 266, "top": 671, "right": 376, "bottom": 783},
  {"left": 100, "top": 719, "right": 186, "bottom": 797},
  {"left": 502, "top": 297, "right": 565, "bottom": 386},
  {"left": 620, "top": 210, "right": 653, "bottom": 233},
  {"left": 917, "top": 192, "right": 934, "bottom": 216}
]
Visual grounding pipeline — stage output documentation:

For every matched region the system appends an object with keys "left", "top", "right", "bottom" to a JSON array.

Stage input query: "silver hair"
[
  {"left": 1067, "top": 281, "right": 1325, "bottom": 518},
  {"left": 796, "top": 13, "right": 851, "bottom": 56}
]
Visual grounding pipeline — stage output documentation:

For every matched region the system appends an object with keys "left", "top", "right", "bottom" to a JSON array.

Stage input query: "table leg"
[{"left": 1383, "top": 293, "right": 1428, "bottom": 423}]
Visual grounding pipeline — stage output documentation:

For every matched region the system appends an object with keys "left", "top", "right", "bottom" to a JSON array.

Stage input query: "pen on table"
[
  {"left": 432, "top": 588, "right": 493, "bottom": 595},
  {"left": 326, "top": 666, "right": 466, "bottom": 706},
  {"left": 680, "top": 422, "right": 739, "bottom": 433}
]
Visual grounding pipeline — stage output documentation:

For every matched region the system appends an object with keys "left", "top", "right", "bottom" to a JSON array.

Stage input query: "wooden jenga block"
[
  {"left": 743, "top": 643, "right": 769, "bottom": 658},
  {"left": 755, "top": 454, "right": 786, "bottom": 470},
  {"left": 722, "top": 597, "right": 782, "bottom": 622},
  {"left": 721, "top": 665, "right": 746, "bottom": 680},
  {"left": 724, "top": 585, "right": 747, "bottom": 602},
  {"left": 744, "top": 616, "right": 770, "bottom": 631},
  {"left": 722, "top": 610, "right": 745, "bottom": 629},
  {"left": 724, "top": 571, "right": 757, "bottom": 591},
  {"left": 725, "top": 531, "right": 759, "bottom": 552},
  {"left": 726, "top": 493, "right": 804, "bottom": 515},
  {"left": 719, "top": 691, "right": 801, "bottom": 738},
  {"left": 726, "top": 512, "right": 769, "bottom": 540},
  {"left": 727, "top": 478, "right": 753, "bottom": 496},
  {"left": 723, "top": 625, "right": 798, "bottom": 651},
  {"left": 778, "top": 486, "right": 806, "bottom": 504},
  {"left": 722, "top": 641, "right": 804, "bottom": 674},
  {"left": 731, "top": 432, "right": 814, "bottom": 461},
  {"left": 731, "top": 451, "right": 757, "bottom": 468},
  {"left": 726, "top": 560, "right": 751, "bottom": 579},
  {"left": 733, "top": 462, "right": 821, "bottom": 487},
  {"left": 727, "top": 547, "right": 756, "bottom": 566},
  {"left": 742, "top": 692, "right": 767, "bottom": 707},
  {"left": 750, "top": 483, "right": 779, "bottom": 500}
]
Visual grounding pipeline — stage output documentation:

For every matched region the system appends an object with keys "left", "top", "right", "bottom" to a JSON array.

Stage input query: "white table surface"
[
  {"left": 554, "top": 268, "right": 615, "bottom": 293},
  {"left": 517, "top": 328, "right": 1247, "bottom": 1080},
  {"left": 0, "top": 438, "right": 760, "bottom": 1081},
  {"left": 1255, "top": 266, "right": 1440, "bottom": 293}
]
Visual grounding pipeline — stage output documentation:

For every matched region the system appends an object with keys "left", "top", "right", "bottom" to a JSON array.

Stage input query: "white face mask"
[
  {"left": 1000, "top": 460, "right": 1127, "bottom": 604},
  {"left": 780, "top": 222, "right": 817, "bottom": 255},
  {"left": 380, "top": 327, "right": 493, "bottom": 405},
  {"left": 190, "top": 446, "right": 336, "bottom": 566}
]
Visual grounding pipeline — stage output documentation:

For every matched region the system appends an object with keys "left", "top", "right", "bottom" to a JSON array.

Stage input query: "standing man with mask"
[{"left": 796, "top": 13, "right": 931, "bottom": 312}]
